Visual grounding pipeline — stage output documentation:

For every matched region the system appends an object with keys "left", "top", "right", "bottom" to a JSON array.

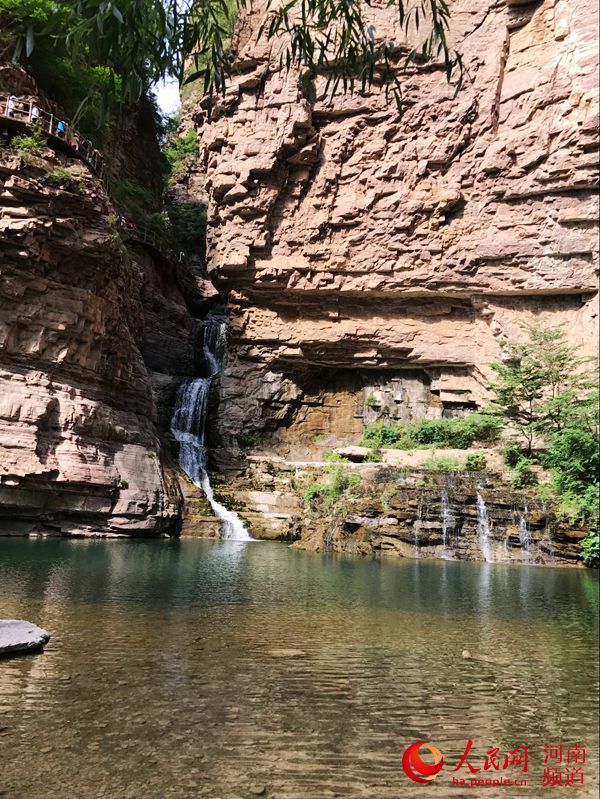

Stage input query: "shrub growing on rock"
[
  {"left": 304, "top": 464, "right": 361, "bottom": 510},
  {"left": 581, "top": 530, "right": 599, "bottom": 567},
  {"left": 47, "top": 166, "right": 84, "bottom": 192},
  {"left": 361, "top": 414, "right": 500, "bottom": 450},
  {"left": 422, "top": 455, "right": 465, "bottom": 472},
  {"left": 11, "top": 125, "right": 47, "bottom": 158},
  {"left": 465, "top": 453, "right": 487, "bottom": 471},
  {"left": 509, "top": 458, "right": 538, "bottom": 489}
]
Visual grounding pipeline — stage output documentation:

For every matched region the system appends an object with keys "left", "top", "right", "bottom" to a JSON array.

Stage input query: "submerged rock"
[
  {"left": 267, "top": 648, "right": 307, "bottom": 658},
  {"left": 462, "top": 649, "right": 509, "bottom": 667},
  {"left": 0, "top": 620, "right": 50, "bottom": 657}
]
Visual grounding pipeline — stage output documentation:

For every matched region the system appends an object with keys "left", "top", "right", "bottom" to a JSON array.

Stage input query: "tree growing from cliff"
[
  {"left": 6, "top": 0, "right": 462, "bottom": 112},
  {"left": 488, "top": 326, "right": 598, "bottom": 454}
]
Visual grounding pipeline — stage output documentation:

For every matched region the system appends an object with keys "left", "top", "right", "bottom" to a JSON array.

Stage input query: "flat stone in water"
[
  {"left": 0, "top": 620, "right": 50, "bottom": 657},
  {"left": 267, "top": 648, "right": 306, "bottom": 658}
]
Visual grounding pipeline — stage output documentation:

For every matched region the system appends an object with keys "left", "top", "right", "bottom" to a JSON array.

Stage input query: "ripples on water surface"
[{"left": 0, "top": 538, "right": 597, "bottom": 798}]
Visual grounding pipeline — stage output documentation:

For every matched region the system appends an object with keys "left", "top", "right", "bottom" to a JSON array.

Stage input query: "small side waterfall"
[
  {"left": 171, "top": 317, "right": 252, "bottom": 541},
  {"left": 440, "top": 489, "right": 455, "bottom": 557},
  {"left": 476, "top": 490, "right": 494, "bottom": 562},
  {"left": 413, "top": 500, "right": 423, "bottom": 557},
  {"left": 519, "top": 505, "right": 532, "bottom": 552}
]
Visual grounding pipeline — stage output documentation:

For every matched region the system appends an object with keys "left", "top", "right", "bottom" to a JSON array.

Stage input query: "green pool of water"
[{"left": 0, "top": 538, "right": 597, "bottom": 798}]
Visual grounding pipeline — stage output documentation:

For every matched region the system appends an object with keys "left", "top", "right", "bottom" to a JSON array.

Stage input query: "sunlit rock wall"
[
  {"left": 0, "top": 146, "right": 190, "bottom": 536},
  {"left": 189, "top": 0, "right": 599, "bottom": 457}
]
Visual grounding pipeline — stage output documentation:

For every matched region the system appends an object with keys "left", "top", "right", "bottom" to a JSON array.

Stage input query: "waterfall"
[
  {"left": 440, "top": 489, "right": 455, "bottom": 558},
  {"left": 519, "top": 505, "right": 532, "bottom": 552},
  {"left": 413, "top": 500, "right": 422, "bottom": 557},
  {"left": 171, "top": 317, "right": 252, "bottom": 541},
  {"left": 476, "top": 490, "right": 494, "bottom": 563}
]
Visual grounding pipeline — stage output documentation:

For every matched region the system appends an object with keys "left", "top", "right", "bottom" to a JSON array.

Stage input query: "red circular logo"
[{"left": 402, "top": 741, "right": 444, "bottom": 783}]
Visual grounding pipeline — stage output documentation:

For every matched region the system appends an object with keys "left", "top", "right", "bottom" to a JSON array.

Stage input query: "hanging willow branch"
[{"left": 7, "top": 0, "right": 461, "bottom": 111}]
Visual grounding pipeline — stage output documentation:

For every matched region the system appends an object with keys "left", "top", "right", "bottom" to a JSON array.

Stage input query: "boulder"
[{"left": 0, "top": 620, "right": 50, "bottom": 657}]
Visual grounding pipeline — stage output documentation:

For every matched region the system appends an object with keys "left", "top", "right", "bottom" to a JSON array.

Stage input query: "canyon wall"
[
  {"left": 0, "top": 108, "right": 211, "bottom": 536},
  {"left": 187, "top": 0, "right": 598, "bottom": 461}
]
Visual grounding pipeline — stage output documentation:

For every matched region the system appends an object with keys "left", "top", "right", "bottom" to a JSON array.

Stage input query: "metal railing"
[
  {"left": 0, "top": 93, "right": 184, "bottom": 264},
  {"left": 1, "top": 93, "right": 104, "bottom": 176},
  {"left": 117, "top": 217, "right": 184, "bottom": 263}
]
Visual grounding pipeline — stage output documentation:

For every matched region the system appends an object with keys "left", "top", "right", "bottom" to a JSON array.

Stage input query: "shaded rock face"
[
  {"left": 190, "top": 0, "right": 598, "bottom": 457},
  {"left": 0, "top": 146, "right": 200, "bottom": 537},
  {"left": 295, "top": 471, "right": 583, "bottom": 566},
  {"left": 216, "top": 458, "right": 583, "bottom": 564}
]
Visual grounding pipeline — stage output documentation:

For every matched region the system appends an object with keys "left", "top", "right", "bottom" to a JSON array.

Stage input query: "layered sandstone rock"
[
  {"left": 0, "top": 144, "right": 199, "bottom": 536},
  {"left": 187, "top": 0, "right": 598, "bottom": 459},
  {"left": 211, "top": 455, "right": 584, "bottom": 564},
  {"left": 294, "top": 468, "right": 585, "bottom": 565}
]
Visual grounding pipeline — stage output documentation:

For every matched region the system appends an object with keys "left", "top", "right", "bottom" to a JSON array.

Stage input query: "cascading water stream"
[
  {"left": 519, "top": 505, "right": 532, "bottom": 553},
  {"left": 476, "top": 489, "right": 494, "bottom": 563},
  {"left": 440, "top": 489, "right": 455, "bottom": 558},
  {"left": 171, "top": 318, "right": 252, "bottom": 541}
]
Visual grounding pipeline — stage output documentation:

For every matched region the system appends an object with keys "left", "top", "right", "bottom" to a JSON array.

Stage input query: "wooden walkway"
[{"left": 0, "top": 93, "right": 182, "bottom": 265}]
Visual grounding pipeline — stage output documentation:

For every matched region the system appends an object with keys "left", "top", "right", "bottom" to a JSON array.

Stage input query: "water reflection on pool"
[{"left": 0, "top": 538, "right": 597, "bottom": 798}]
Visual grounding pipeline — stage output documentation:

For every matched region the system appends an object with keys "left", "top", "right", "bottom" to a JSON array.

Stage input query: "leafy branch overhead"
[{"left": 4, "top": 0, "right": 462, "bottom": 110}]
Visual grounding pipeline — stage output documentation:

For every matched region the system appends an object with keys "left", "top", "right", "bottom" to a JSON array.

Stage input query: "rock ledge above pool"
[{"left": 0, "top": 620, "right": 50, "bottom": 657}]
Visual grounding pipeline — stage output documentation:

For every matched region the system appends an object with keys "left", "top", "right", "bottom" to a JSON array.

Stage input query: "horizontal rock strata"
[{"left": 187, "top": 0, "right": 598, "bottom": 458}]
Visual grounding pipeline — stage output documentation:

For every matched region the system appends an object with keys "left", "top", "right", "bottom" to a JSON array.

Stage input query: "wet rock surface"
[
  {"left": 212, "top": 456, "right": 584, "bottom": 564},
  {"left": 0, "top": 620, "right": 50, "bottom": 657}
]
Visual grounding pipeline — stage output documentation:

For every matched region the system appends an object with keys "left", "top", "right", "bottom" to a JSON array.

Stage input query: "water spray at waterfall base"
[{"left": 171, "top": 318, "right": 252, "bottom": 541}]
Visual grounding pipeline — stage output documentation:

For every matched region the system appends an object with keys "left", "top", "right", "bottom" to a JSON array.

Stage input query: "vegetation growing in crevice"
[
  {"left": 10, "top": 125, "right": 47, "bottom": 158},
  {"left": 304, "top": 463, "right": 362, "bottom": 512},
  {"left": 361, "top": 414, "right": 500, "bottom": 450},
  {"left": 47, "top": 166, "right": 84, "bottom": 193}
]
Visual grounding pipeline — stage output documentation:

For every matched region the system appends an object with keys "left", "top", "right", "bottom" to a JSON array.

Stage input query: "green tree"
[
  {"left": 5, "top": 0, "right": 462, "bottom": 110},
  {"left": 544, "top": 427, "right": 599, "bottom": 497},
  {"left": 488, "top": 326, "right": 597, "bottom": 453}
]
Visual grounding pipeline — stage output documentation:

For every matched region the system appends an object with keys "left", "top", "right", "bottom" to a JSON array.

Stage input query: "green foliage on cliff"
[
  {"left": 544, "top": 428, "right": 599, "bottom": 557},
  {"left": 164, "top": 128, "right": 198, "bottom": 178},
  {"left": 305, "top": 464, "right": 361, "bottom": 510},
  {"left": 361, "top": 414, "right": 500, "bottom": 451},
  {"left": 47, "top": 166, "right": 85, "bottom": 193},
  {"left": 4, "top": 0, "right": 461, "bottom": 113},
  {"left": 421, "top": 455, "right": 465, "bottom": 472},
  {"left": 464, "top": 453, "right": 487, "bottom": 471},
  {"left": 111, "top": 178, "right": 157, "bottom": 217},
  {"left": 488, "top": 325, "right": 598, "bottom": 454},
  {"left": 10, "top": 124, "right": 47, "bottom": 157},
  {"left": 581, "top": 530, "right": 599, "bottom": 567},
  {"left": 489, "top": 326, "right": 599, "bottom": 564},
  {"left": 509, "top": 458, "right": 538, "bottom": 489},
  {"left": 543, "top": 427, "right": 599, "bottom": 497},
  {"left": 165, "top": 201, "right": 206, "bottom": 255}
]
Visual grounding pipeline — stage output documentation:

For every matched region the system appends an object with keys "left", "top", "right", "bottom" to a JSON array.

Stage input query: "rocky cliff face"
[
  {"left": 0, "top": 134, "right": 208, "bottom": 536},
  {"left": 294, "top": 468, "right": 584, "bottom": 566},
  {"left": 187, "top": 0, "right": 598, "bottom": 460}
]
